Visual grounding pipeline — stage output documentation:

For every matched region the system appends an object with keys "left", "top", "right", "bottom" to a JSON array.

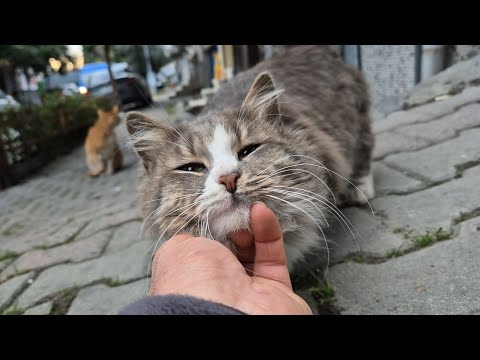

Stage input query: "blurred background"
[
  {"left": 1, "top": 44, "right": 479, "bottom": 189},
  {"left": 1, "top": 45, "right": 480, "bottom": 315}
]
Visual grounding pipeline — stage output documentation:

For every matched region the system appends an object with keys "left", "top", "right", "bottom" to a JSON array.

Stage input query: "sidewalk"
[
  {"left": 324, "top": 86, "right": 480, "bottom": 314},
  {"left": 1, "top": 85, "right": 479, "bottom": 314}
]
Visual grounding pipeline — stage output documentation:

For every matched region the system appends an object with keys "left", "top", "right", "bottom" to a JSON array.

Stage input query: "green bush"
[
  {"left": 1, "top": 94, "right": 97, "bottom": 141},
  {"left": 0, "top": 94, "right": 99, "bottom": 165},
  {"left": 94, "top": 96, "right": 115, "bottom": 111}
]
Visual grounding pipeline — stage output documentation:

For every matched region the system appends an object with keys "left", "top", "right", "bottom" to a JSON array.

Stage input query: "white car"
[{"left": 0, "top": 90, "right": 21, "bottom": 111}]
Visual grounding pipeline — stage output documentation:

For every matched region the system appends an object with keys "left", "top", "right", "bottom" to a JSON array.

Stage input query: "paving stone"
[
  {"left": 372, "top": 162, "right": 424, "bottom": 195},
  {"left": 328, "top": 217, "right": 480, "bottom": 314},
  {"left": 371, "top": 166, "right": 480, "bottom": 232},
  {"left": 67, "top": 280, "right": 146, "bottom": 315},
  {"left": 384, "top": 128, "right": 480, "bottom": 182},
  {"left": 404, "top": 56, "right": 480, "bottom": 107},
  {"left": 105, "top": 221, "right": 143, "bottom": 254},
  {"left": 0, "top": 230, "right": 111, "bottom": 281},
  {"left": 16, "top": 241, "right": 152, "bottom": 309},
  {"left": 374, "top": 86, "right": 480, "bottom": 134},
  {"left": 0, "top": 273, "right": 32, "bottom": 309},
  {"left": 1, "top": 219, "right": 88, "bottom": 254},
  {"left": 78, "top": 208, "right": 142, "bottom": 239},
  {"left": 373, "top": 131, "right": 431, "bottom": 159},
  {"left": 396, "top": 103, "right": 480, "bottom": 143},
  {"left": 328, "top": 208, "right": 406, "bottom": 263},
  {"left": 23, "top": 301, "right": 53, "bottom": 315},
  {"left": 0, "top": 258, "right": 14, "bottom": 272}
]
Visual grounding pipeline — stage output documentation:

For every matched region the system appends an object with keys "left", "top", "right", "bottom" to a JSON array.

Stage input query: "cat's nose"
[{"left": 218, "top": 172, "right": 241, "bottom": 193}]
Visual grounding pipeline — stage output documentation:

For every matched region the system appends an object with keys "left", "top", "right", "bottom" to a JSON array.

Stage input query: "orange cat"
[{"left": 85, "top": 105, "right": 123, "bottom": 177}]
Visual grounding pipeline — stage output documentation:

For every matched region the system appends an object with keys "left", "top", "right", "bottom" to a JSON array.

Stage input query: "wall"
[{"left": 360, "top": 45, "right": 417, "bottom": 113}]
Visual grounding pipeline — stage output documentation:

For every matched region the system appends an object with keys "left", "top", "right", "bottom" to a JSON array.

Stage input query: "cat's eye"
[
  {"left": 238, "top": 144, "right": 261, "bottom": 161},
  {"left": 176, "top": 163, "right": 207, "bottom": 174}
]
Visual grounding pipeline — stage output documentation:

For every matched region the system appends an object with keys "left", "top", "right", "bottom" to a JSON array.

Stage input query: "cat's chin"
[{"left": 208, "top": 202, "right": 251, "bottom": 243}]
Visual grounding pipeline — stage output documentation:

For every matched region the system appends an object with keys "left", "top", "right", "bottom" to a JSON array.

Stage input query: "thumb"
[{"left": 250, "top": 202, "right": 292, "bottom": 289}]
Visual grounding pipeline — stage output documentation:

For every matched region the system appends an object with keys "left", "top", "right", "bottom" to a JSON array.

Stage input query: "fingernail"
[{"left": 252, "top": 201, "right": 266, "bottom": 208}]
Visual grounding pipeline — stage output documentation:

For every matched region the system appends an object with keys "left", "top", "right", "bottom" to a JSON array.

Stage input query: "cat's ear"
[
  {"left": 240, "top": 72, "right": 283, "bottom": 122},
  {"left": 126, "top": 112, "right": 171, "bottom": 173}
]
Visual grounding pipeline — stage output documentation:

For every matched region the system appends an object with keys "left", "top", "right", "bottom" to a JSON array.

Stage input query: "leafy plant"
[{"left": 309, "top": 281, "right": 336, "bottom": 305}]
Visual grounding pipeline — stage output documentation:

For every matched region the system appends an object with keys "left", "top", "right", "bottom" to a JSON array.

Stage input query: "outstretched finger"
[{"left": 250, "top": 202, "right": 292, "bottom": 289}]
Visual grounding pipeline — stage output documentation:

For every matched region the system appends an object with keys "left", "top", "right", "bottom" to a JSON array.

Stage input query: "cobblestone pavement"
[{"left": 1, "top": 86, "right": 480, "bottom": 315}]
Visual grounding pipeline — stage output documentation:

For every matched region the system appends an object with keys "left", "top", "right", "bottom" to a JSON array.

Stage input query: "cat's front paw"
[{"left": 349, "top": 172, "right": 375, "bottom": 204}]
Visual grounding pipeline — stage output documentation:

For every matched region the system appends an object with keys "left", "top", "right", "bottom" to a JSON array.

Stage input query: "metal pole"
[
  {"left": 356, "top": 45, "right": 362, "bottom": 71},
  {"left": 415, "top": 45, "right": 423, "bottom": 84}
]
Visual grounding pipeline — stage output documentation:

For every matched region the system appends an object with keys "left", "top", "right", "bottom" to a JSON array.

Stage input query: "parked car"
[
  {"left": 87, "top": 73, "right": 153, "bottom": 109},
  {"left": 0, "top": 90, "right": 21, "bottom": 111},
  {"left": 47, "top": 71, "right": 81, "bottom": 94}
]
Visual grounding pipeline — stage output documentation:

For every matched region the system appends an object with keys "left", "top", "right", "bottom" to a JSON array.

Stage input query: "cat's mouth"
[
  {"left": 216, "top": 192, "right": 250, "bottom": 211},
  {"left": 206, "top": 193, "right": 252, "bottom": 241}
]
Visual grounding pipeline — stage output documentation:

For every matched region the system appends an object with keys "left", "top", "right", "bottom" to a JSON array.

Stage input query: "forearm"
[{"left": 118, "top": 294, "right": 246, "bottom": 315}]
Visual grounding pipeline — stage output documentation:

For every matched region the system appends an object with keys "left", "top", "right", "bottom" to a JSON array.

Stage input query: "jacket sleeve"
[{"left": 118, "top": 294, "right": 246, "bottom": 315}]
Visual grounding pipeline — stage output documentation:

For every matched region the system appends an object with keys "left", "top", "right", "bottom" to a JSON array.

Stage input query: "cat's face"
[
  {"left": 98, "top": 104, "right": 121, "bottom": 126},
  {"left": 127, "top": 73, "right": 330, "bottom": 260}
]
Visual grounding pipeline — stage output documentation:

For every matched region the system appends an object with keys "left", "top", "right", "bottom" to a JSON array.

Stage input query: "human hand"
[{"left": 149, "top": 202, "right": 312, "bottom": 315}]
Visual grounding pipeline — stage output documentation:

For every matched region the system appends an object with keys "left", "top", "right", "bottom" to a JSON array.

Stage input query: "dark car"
[{"left": 87, "top": 73, "right": 153, "bottom": 109}]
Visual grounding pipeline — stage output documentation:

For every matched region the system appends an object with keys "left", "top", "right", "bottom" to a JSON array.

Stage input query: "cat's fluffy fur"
[
  {"left": 85, "top": 105, "right": 123, "bottom": 177},
  {"left": 126, "top": 46, "right": 374, "bottom": 270}
]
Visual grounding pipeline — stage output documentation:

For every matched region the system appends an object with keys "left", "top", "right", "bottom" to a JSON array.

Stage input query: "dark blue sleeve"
[{"left": 118, "top": 294, "right": 246, "bottom": 315}]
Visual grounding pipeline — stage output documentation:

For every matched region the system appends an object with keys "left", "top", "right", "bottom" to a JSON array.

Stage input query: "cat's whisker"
[
  {"left": 196, "top": 215, "right": 202, "bottom": 237},
  {"left": 255, "top": 154, "right": 302, "bottom": 176},
  {"left": 264, "top": 189, "right": 342, "bottom": 250},
  {"left": 175, "top": 189, "right": 205, "bottom": 192},
  {"left": 144, "top": 201, "right": 201, "bottom": 249},
  {"left": 199, "top": 212, "right": 206, "bottom": 238},
  {"left": 141, "top": 198, "right": 201, "bottom": 240},
  {"left": 141, "top": 193, "right": 202, "bottom": 207},
  {"left": 271, "top": 185, "right": 364, "bottom": 246},
  {"left": 269, "top": 187, "right": 360, "bottom": 252},
  {"left": 264, "top": 194, "right": 330, "bottom": 280},
  {"left": 243, "top": 267, "right": 291, "bottom": 283},
  {"left": 168, "top": 125, "right": 195, "bottom": 151},
  {"left": 143, "top": 201, "right": 200, "bottom": 239},
  {"left": 265, "top": 188, "right": 330, "bottom": 228},
  {"left": 300, "top": 164, "right": 374, "bottom": 215},
  {"left": 256, "top": 154, "right": 335, "bottom": 186},
  {"left": 257, "top": 162, "right": 330, "bottom": 186},
  {"left": 138, "top": 206, "right": 160, "bottom": 246},
  {"left": 272, "top": 185, "right": 364, "bottom": 239},
  {"left": 130, "top": 81, "right": 162, "bottom": 113},
  {"left": 130, "top": 82, "right": 195, "bottom": 150},
  {"left": 128, "top": 136, "right": 192, "bottom": 154},
  {"left": 139, "top": 192, "right": 203, "bottom": 237},
  {"left": 278, "top": 154, "right": 375, "bottom": 215},
  {"left": 113, "top": 141, "right": 132, "bottom": 157},
  {"left": 206, "top": 210, "right": 214, "bottom": 240},
  {"left": 257, "top": 166, "right": 337, "bottom": 205}
]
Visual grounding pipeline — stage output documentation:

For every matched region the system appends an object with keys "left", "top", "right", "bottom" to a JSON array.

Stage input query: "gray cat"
[{"left": 126, "top": 45, "right": 374, "bottom": 270}]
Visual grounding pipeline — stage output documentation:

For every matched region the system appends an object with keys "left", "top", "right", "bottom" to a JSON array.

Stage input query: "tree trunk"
[
  {"left": 104, "top": 45, "right": 121, "bottom": 106},
  {"left": 1, "top": 64, "right": 14, "bottom": 95}
]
